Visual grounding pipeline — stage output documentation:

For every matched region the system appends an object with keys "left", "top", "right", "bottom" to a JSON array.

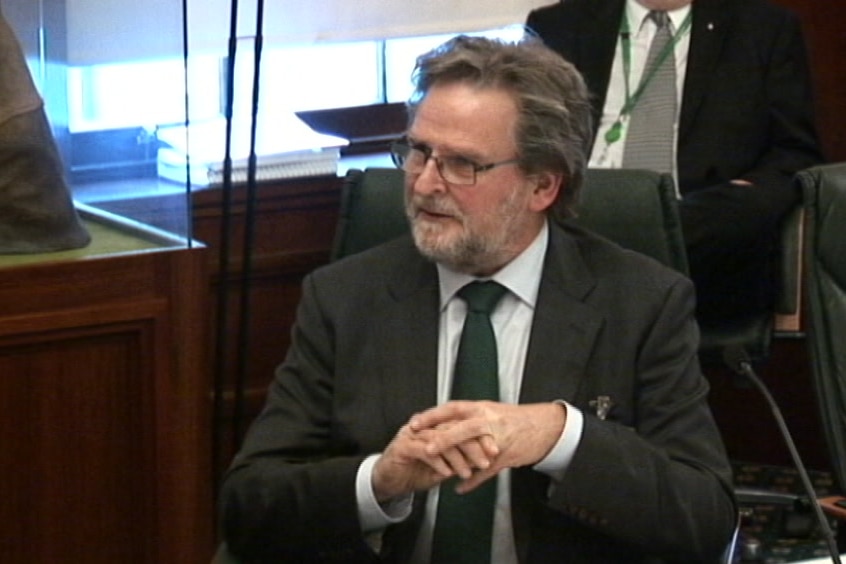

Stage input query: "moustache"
[{"left": 409, "top": 194, "right": 461, "bottom": 218}]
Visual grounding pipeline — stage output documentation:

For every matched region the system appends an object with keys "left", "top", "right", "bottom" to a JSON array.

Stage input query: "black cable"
[
  {"left": 231, "top": 0, "right": 266, "bottom": 449},
  {"left": 723, "top": 346, "right": 842, "bottom": 563},
  {"left": 180, "top": 0, "right": 193, "bottom": 243},
  {"left": 211, "top": 0, "right": 241, "bottom": 492}
]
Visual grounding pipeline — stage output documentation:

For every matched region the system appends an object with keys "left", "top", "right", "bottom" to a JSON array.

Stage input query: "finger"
[
  {"left": 392, "top": 425, "right": 456, "bottom": 478},
  {"left": 422, "top": 421, "right": 492, "bottom": 457},
  {"left": 453, "top": 438, "right": 493, "bottom": 473},
  {"left": 439, "top": 446, "right": 475, "bottom": 480},
  {"left": 478, "top": 434, "right": 500, "bottom": 458},
  {"left": 408, "top": 401, "right": 475, "bottom": 432},
  {"left": 454, "top": 464, "right": 500, "bottom": 495},
  {"left": 423, "top": 454, "right": 456, "bottom": 478}
]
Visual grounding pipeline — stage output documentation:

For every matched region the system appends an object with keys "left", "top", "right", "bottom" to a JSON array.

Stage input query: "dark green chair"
[
  {"left": 562, "top": 167, "right": 689, "bottom": 274},
  {"left": 331, "top": 167, "right": 689, "bottom": 272},
  {"left": 332, "top": 167, "right": 802, "bottom": 368},
  {"left": 797, "top": 163, "right": 846, "bottom": 503}
]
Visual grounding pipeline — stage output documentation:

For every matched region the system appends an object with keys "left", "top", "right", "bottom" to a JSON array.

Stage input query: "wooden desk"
[{"left": 0, "top": 207, "right": 212, "bottom": 563}]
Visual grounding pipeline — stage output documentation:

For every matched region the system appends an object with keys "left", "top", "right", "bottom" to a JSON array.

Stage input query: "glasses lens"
[
  {"left": 439, "top": 157, "right": 476, "bottom": 185},
  {"left": 393, "top": 143, "right": 430, "bottom": 175},
  {"left": 389, "top": 141, "right": 478, "bottom": 185},
  {"left": 390, "top": 141, "right": 409, "bottom": 169}
]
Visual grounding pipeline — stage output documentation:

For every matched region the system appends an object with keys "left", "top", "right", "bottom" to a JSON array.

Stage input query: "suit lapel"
[
  {"left": 520, "top": 225, "right": 603, "bottom": 405},
  {"left": 377, "top": 245, "right": 441, "bottom": 432},
  {"left": 374, "top": 229, "right": 606, "bottom": 417},
  {"left": 679, "top": 0, "right": 731, "bottom": 142},
  {"left": 512, "top": 226, "right": 606, "bottom": 560}
]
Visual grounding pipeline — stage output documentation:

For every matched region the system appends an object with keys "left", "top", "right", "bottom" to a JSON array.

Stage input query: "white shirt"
[
  {"left": 589, "top": 0, "right": 693, "bottom": 192},
  {"left": 355, "top": 221, "right": 585, "bottom": 563}
]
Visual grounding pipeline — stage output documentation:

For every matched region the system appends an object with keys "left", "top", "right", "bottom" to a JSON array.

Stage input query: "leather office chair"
[
  {"left": 330, "top": 168, "right": 408, "bottom": 261},
  {"left": 332, "top": 167, "right": 691, "bottom": 270},
  {"left": 797, "top": 163, "right": 846, "bottom": 525},
  {"left": 697, "top": 205, "right": 803, "bottom": 366},
  {"left": 573, "top": 169, "right": 804, "bottom": 367},
  {"left": 333, "top": 167, "right": 801, "bottom": 362},
  {"left": 560, "top": 168, "right": 689, "bottom": 273}
]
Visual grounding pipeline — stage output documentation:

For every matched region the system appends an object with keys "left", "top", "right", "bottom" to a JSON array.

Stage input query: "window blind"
[{"left": 66, "top": 0, "right": 554, "bottom": 65}]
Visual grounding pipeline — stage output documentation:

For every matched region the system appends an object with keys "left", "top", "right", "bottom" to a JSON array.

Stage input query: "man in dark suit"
[
  {"left": 527, "top": 0, "right": 823, "bottom": 329},
  {"left": 219, "top": 35, "right": 736, "bottom": 563}
]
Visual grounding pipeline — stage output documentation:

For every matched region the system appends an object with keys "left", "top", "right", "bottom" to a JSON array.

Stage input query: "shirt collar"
[
  {"left": 437, "top": 221, "right": 549, "bottom": 310},
  {"left": 626, "top": 0, "right": 692, "bottom": 33}
]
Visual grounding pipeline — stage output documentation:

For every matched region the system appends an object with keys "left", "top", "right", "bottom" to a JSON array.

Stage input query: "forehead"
[{"left": 409, "top": 82, "right": 519, "bottom": 156}]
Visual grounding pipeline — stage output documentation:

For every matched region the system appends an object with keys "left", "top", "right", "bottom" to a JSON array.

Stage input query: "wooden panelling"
[
  {"left": 190, "top": 175, "right": 343, "bottom": 480},
  {"left": 0, "top": 246, "right": 212, "bottom": 563},
  {"left": 0, "top": 316, "right": 159, "bottom": 562},
  {"left": 774, "top": 0, "right": 846, "bottom": 162}
]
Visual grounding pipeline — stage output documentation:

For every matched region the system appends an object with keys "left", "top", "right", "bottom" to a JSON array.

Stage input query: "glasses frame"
[{"left": 389, "top": 138, "right": 520, "bottom": 186}]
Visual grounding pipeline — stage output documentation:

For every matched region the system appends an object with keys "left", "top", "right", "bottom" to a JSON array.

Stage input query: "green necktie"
[{"left": 430, "top": 281, "right": 508, "bottom": 564}]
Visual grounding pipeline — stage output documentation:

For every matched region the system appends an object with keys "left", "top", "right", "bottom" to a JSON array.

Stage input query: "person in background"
[
  {"left": 218, "top": 35, "right": 736, "bottom": 563},
  {"left": 527, "top": 0, "right": 823, "bottom": 331}
]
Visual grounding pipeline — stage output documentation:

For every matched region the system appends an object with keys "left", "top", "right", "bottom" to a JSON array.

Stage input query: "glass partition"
[
  {"left": 0, "top": 0, "right": 192, "bottom": 256},
  {"left": 1, "top": 0, "right": 192, "bottom": 247},
  {"left": 0, "top": 0, "right": 531, "bottom": 262}
]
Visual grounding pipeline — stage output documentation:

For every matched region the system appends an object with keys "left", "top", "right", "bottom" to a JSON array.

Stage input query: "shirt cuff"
[
  {"left": 533, "top": 400, "right": 584, "bottom": 481},
  {"left": 356, "top": 453, "right": 414, "bottom": 532}
]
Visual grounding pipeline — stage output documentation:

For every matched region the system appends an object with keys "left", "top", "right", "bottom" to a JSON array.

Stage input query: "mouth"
[
  {"left": 416, "top": 207, "right": 453, "bottom": 222},
  {"left": 408, "top": 195, "right": 462, "bottom": 228}
]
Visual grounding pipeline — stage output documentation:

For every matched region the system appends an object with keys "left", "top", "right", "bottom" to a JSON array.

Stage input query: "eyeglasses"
[{"left": 389, "top": 139, "right": 520, "bottom": 186}]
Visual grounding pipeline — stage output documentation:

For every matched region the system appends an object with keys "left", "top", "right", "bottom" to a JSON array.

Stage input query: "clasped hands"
[{"left": 372, "top": 400, "right": 565, "bottom": 503}]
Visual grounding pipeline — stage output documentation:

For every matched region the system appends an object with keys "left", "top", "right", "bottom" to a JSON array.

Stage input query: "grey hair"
[{"left": 407, "top": 33, "right": 594, "bottom": 221}]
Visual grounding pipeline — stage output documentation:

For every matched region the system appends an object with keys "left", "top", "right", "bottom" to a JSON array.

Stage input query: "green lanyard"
[{"left": 604, "top": 10, "right": 692, "bottom": 145}]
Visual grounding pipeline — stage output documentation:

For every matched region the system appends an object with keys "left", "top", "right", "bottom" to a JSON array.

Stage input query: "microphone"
[{"left": 722, "top": 345, "right": 842, "bottom": 563}]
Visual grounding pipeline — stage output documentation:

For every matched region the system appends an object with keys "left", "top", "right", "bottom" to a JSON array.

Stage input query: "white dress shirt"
[
  {"left": 355, "top": 221, "right": 585, "bottom": 563},
  {"left": 589, "top": 0, "right": 692, "bottom": 193}
]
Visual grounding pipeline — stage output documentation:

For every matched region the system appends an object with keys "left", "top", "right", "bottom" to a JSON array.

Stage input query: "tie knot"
[
  {"left": 649, "top": 10, "right": 669, "bottom": 28},
  {"left": 458, "top": 281, "right": 508, "bottom": 314}
]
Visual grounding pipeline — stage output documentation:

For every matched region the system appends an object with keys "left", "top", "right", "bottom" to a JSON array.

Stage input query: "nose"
[{"left": 412, "top": 157, "right": 446, "bottom": 196}]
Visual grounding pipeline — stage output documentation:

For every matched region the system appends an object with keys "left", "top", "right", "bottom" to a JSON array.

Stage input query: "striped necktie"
[{"left": 622, "top": 10, "right": 676, "bottom": 174}]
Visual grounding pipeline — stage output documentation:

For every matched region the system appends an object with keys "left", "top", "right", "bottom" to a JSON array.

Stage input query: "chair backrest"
[
  {"left": 331, "top": 167, "right": 804, "bottom": 365},
  {"left": 574, "top": 170, "right": 803, "bottom": 364},
  {"left": 331, "top": 167, "right": 689, "bottom": 275},
  {"left": 563, "top": 168, "right": 689, "bottom": 274},
  {"left": 330, "top": 168, "right": 407, "bottom": 261},
  {"left": 797, "top": 162, "right": 846, "bottom": 492}
]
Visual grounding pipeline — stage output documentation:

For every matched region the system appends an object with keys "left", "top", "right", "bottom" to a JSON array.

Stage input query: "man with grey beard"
[{"left": 219, "top": 35, "right": 735, "bottom": 564}]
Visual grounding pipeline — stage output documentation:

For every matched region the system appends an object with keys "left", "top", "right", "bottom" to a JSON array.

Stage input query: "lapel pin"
[
  {"left": 707, "top": 22, "right": 715, "bottom": 31},
  {"left": 589, "top": 395, "right": 615, "bottom": 420}
]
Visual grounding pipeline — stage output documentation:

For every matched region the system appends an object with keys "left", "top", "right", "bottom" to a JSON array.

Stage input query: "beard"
[{"left": 405, "top": 187, "right": 527, "bottom": 274}]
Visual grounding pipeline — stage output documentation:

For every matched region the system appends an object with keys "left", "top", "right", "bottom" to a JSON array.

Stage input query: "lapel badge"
[{"left": 589, "top": 395, "right": 615, "bottom": 420}]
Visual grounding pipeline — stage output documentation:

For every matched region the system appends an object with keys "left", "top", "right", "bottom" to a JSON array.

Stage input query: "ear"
[{"left": 527, "top": 171, "right": 564, "bottom": 213}]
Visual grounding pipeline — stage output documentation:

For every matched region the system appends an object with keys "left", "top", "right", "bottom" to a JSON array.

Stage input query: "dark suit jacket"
[
  {"left": 220, "top": 223, "right": 736, "bottom": 563},
  {"left": 527, "top": 0, "right": 823, "bottom": 218}
]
